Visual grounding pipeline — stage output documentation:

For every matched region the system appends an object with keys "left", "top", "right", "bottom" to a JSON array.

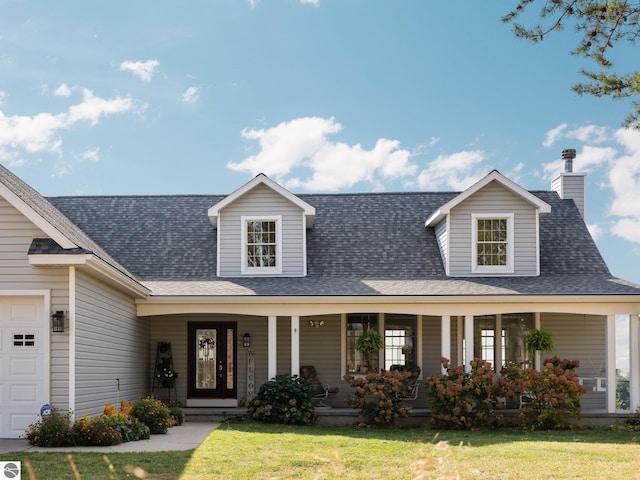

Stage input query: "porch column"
[
  {"left": 268, "top": 315, "right": 277, "bottom": 380},
  {"left": 495, "top": 314, "right": 502, "bottom": 371},
  {"left": 606, "top": 315, "right": 617, "bottom": 413},
  {"left": 291, "top": 316, "right": 300, "bottom": 378},
  {"left": 441, "top": 315, "right": 451, "bottom": 373},
  {"left": 464, "top": 315, "right": 474, "bottom": 372},
  {"left": 630, "top": 314, "right": 640, "bottom": 412},
  {"left": 534, "top": 312, "right": 541, "bottom": 370}
]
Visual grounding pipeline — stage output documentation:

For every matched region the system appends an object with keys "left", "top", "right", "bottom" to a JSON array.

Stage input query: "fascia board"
[
  {"left": 29, "top": 253, "right": 150, "bottom": 298},
  {"left": 208, "top": 173, "right": 316, "bottom": 226},
  {"left": 425, "top": 171, "right": 551, "bottom": 227},
  {"left": 0, "top": 183, "right": 77, "bottom": 249}
]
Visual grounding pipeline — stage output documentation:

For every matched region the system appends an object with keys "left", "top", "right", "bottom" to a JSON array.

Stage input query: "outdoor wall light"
[
  {"left": 243, "top": 332, "right": 251, "bottom": 347},
  {"left": 51, "top": 310, "right": 65, "bottom": 333},
  {"left": 309, "top": 320, "right": 325, "bottom": 328}
]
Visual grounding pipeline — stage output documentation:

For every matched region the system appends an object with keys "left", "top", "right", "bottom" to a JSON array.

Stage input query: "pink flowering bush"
[
  {"left": 428, "top": 358, "right": 502, "bottom": 429},
  {"left": 429, "top": 357, "right": 587, "bottom": 430},
  {"left": 344, "top": 370, "right": 412, "bottom": 427},
  {"left": 515, "top": 357, "right": 586, "bottom": 429}
]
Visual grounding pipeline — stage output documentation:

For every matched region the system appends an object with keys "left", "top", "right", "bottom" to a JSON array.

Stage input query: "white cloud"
[
  {"left": 542, "top": 144, "right": 616, "bottom": 180},
  {"left": 182, "top": 86, "right": 200, "bottom": 104},
  {"left": 120, "top": 59, "right": 159, "bottom": 82},
  {"left": 81, "top": 148, "right": 100, "bottom": 163},
  {"left": 416, "top": 150, "right": 487, "bottom": 190},
  {"left": 0, "top": 89, "right": 141, "bottom": 162},
  {"left": 543, "top": 123, "right": 568, "bottom": 148},
  {"left": 587, "top": 223, "right": 603, "bottom": 240},
  {"left": 543, "top": 123, "right": 609, "bottom": 148},
  {"left": 54, "top": 83, "right": 72, "bottom": 97},
  {"left": 228, "top": 116, "right": 416, "bottom": 191}
]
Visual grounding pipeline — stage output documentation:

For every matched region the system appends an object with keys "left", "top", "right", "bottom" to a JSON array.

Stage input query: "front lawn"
[{"left": 3, "top": 422, "right": 640, "bottom": 479}]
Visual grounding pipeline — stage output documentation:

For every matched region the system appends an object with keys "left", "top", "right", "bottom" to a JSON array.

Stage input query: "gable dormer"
[
  {"left": 425, "top": 170, "right": 551, "bottom": 277},
  {"left": 208, "top": 174, "right": 315, "bottom": 277}
]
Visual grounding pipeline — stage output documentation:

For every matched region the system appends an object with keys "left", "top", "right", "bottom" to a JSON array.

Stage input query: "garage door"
[{"left": 0, "top": 297, "right": 48, "bottom": 438}]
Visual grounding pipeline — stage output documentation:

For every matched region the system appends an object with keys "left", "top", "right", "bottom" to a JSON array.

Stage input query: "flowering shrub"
[
  {"left": 24, "top": 410, "right": 74, "bottom": 447},
  {"left": 516, "top": 357, "right": 586, "bottom": 430},
  {"left": 73, "top": 415, "right": 123, "bottom": 446},
  {"left": 428, "top": 357, "right": 587, "bottom": 430},
  {"left": 428, "top": 358, "right": 502, "bottom": 429},
  {"left": 167, "top": 401, "right": 185, "bottom": 426},
  {"left": 247, "top": 375, "right": 316, "bottom": 425},
  {"left": 104, "top": 414, "right": 150, "bottom": 442},
  {"left": 343, "top": 370, "right": 412, "bottom": 427},
  {"left": 130, "top": 397, "right": 174, "bottom": 434}
]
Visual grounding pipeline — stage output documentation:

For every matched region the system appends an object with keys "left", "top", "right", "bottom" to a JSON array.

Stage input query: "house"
[{"left": 1, "top": 148, "right": 640, "bottom": 437}]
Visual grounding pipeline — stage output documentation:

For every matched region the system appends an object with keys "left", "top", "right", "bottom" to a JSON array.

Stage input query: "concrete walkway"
[{"left": 0, "top": 421, "right": 220, "bottom": 454}]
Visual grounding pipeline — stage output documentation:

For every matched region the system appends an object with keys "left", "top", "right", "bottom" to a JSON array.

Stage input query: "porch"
[{"left": 182, "top": 407, "right": 632, "bottom": 428}]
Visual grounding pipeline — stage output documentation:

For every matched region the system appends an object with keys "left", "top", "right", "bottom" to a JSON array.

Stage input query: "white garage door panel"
[
  {"left": 10, "top": 414, "right": 35, "bottom": 437},
  {"left": 11, "top": 385, "right": 38, "bottom": 402},
  {"left": 11, "top": 357, "right": 38, "bottom": 375},
  {"left": 0, "top": 296, "right": 48, "bottom": 439}
]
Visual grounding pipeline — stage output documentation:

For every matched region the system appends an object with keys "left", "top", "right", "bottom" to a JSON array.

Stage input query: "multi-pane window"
[
  {"left": 246, "top": 220, "right": 277, "bottom": 268},
  {"left": 473, "top": 314, "right": 534, "bottom": 370},
  {"left": 346, "top": 313, "right": 417, "bottom": 373},
  {"left": 384, "top": 314, "right": 416, "bottom": 371},
  {"left": 473, "top": 214, "right": 513, "bottom": 273},
  {"left": 477, "top": 218, "right": 507, "bottom": 266},
  {"left": 242, "top": 216, "right": 281, "bottom": 274}
]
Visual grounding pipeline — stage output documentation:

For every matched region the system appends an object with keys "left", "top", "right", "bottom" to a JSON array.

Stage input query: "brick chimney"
[{"left": 551, "top": 148, "right": 586, "bottom": 218}]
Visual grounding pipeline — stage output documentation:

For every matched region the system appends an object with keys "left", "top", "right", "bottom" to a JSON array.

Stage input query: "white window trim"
[
  {"left": 241, "top": 215, "right": 283, "bottom": 275},
  {"left": 472, "top": 213, "right": 514, "bottom": 274}
]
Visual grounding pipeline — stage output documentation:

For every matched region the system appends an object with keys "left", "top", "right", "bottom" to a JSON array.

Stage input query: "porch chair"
[
  {"left": 390, "top": 364, "right": 421, "bottom": 401},
  {"left": 299, "top": 365, "right": 339, "bottom": 408}
]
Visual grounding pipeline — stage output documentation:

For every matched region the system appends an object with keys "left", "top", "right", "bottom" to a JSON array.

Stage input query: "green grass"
[{"left": 2, "top": 422, "right": 640, "bottom": 479}]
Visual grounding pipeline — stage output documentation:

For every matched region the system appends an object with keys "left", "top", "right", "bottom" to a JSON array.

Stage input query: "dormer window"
[
  {"left": 472, "top": 213, "right": 514, "bottom": 274},
  {"left": 241, "top": 216, "right": 282, "bottom": 275}
]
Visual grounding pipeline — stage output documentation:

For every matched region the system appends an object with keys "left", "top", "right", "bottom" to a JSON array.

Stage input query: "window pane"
[
  {"left": 476, "top": 217, "right": 508, "bottom": 266},
  {"left": 502, "top": 314, "right": 534, "bottom": 367},
  {"left": 474, "top": 316, "right": 495, "bottom": 366},
  {"left": 246, "top": 220, "right": 277, "bottom": 268},
  {"left": 384, "top": 314, "right": 417, "bottom": 370},
  {"left": 346, "top": 313, "right": 378, "bottom": 373}
]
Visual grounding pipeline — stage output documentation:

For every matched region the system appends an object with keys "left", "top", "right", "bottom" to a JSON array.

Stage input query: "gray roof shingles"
[{"left": 44, "top": 189, "right": 640, "bottom": 297}]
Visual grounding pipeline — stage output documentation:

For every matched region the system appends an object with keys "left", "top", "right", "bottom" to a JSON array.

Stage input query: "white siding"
[
  {"left": 541, "top": 313, "right": 606, "bottom": 411},
  {"left": 552, "top": 173, "right": 586, "bottom": 219},
  {"left": 74, "top": 269, "right": 149, "bottom": 416},
  {"left": 448, "top": 181, "right": 539, "bottom": 276},
  {"left": 218, "top": 183, "right": 306, "bottom": 277},
  {"left": 434, "top": 220, "right": 448, "bottom": 273},
  {"left": 0, "top": 197, "right": 70, "bottom": 410}
]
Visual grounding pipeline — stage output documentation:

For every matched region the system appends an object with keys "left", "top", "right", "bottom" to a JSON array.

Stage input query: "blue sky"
[{"left": 1, "top": 0, "right": 640, "bottom": 293}]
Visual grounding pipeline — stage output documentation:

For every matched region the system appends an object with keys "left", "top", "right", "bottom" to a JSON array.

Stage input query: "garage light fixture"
[{"left": 51, "top": 311, "right": 65, "bottom": 333}]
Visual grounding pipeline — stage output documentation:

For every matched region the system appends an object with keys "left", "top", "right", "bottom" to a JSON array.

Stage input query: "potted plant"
[
  {"left": 355, "top": 328, "right": 384, "bottom": 371},
  {"left": 525, "top": 328, "right": 554, "bottom": 356}
]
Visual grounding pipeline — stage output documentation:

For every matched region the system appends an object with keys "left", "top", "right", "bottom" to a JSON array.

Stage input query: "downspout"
[{"left": 68, "top": 266, "right": 76, "bottom": 419}]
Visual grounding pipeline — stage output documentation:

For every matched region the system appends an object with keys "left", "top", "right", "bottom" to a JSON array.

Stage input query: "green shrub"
[
  {"left": 130, "top": 397, "right": 174, "bottom": 434},
  {"left": 344, "top": 370, "right": 412, "bottom": 427},
  {"left": 105, "top": 414, "right": 150, "bottom": 442},
  {"left": 24, "top": 410, "right": 75, "bottom": 447},
  {"left": 167, "top": 401, "right": 185, "bottom": 426},
  {"left": 247, "top": 375, "right": 316, "bottom": 425},
  {"left": 72, "top": 415, "right": 122, "bottom": 446},
  {"left": 428, "top": 358, "right": 502, "bottom": 429}
]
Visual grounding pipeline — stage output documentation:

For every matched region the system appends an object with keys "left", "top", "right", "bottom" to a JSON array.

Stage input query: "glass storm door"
[{"left": 187, "top": 322, "right": 237, "bottom": 399}]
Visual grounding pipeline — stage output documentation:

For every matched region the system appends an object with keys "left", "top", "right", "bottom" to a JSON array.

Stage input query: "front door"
[{"left": 187, "top": 322, "right": 237, "bottom": 401}]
